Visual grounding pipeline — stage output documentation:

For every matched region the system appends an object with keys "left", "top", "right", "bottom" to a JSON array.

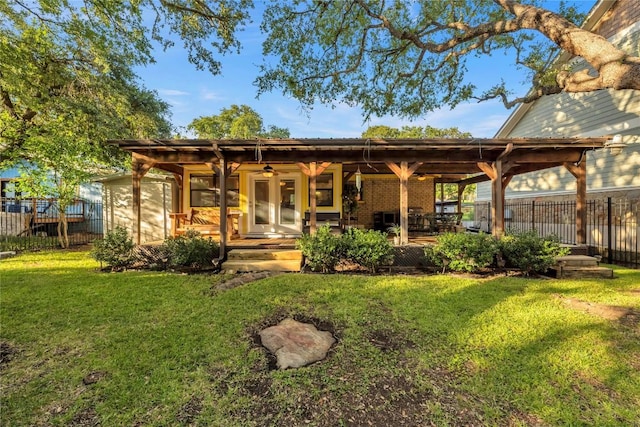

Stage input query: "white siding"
[
  {"left": 478, "top": 26, "right": 640, "bottom": 201},
  {"left": 101, "top": 175, "right": 173, "bottom": 243}
]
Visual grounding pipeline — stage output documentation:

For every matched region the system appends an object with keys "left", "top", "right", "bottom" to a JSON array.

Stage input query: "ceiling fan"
[{"left": 257, "top": 164, "right": 278, "bottom": 177}]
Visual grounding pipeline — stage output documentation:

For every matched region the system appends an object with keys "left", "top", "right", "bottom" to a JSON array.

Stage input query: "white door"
[{"left": 248, "top": 174, "right": 301, "bottom": 235}]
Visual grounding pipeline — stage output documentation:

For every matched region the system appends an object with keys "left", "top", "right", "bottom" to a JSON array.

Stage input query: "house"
[
  {"left": 108, "top": 137, "right": 610, "bottom": 255},
  {"left": 0, "top": 165, "right": 103, "bottom": 237},
  {"left": 477, "top": 0, "right": 640, "bottom": 205},
  {"left": 97, "top": 173, "right": 176, "bottom": 244}
]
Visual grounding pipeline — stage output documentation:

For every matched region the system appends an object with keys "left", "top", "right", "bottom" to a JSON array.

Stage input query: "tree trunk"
[
  {"left": 496, "top": 0, "right": 640, "bottom": 93},
  {"left": 58, "top": 212, "right": 69, "bottom": 249}
]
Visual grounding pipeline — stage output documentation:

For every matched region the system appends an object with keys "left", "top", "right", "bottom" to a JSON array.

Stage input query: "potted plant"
[{"left": 387, "top": 224, "right": 401, "bottom": 245}]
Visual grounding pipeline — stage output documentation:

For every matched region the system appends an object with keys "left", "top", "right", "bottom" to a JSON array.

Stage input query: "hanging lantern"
[{"left": 355, "top": 166, "right": 362, "bottom": 192}]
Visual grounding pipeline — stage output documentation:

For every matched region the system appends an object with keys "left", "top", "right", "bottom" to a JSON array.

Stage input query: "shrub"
[
  {"left": 424, "top": 232, "right": 499, "bottom": 273},
  {"left": 91, "top": 226, "right": 134, "bottom": 269},
  {"left": 162, "top": 230, "right": 219, "bottom": 269},
  {"left": 499, "top": 230, "right": 570, "bottom": 275},
  {"left": 296, "top": 225, "right": 345, "bottom": 272},
  {"left": 343, "top": 227, "right": 394, "bottom": 273}
]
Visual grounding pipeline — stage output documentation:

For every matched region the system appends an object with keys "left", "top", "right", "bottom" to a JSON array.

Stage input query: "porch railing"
[
  {"left": 0, "top": 198, "right": 103, "bottom": 251},
  {"left": 474, "top": 197, "right": 639, "bottom": 268}
]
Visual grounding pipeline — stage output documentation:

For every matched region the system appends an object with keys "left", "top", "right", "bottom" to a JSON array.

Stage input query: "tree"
[
  {"left": 5, "top": 1, "right": 638, "bottom": 130},
  {"left": 1, "top": 1, "right": 175, "bottom": 246},
  {"left": 188, "top": 104, "right": 290, "bottom": 138},
  {"left": 256, "top": 0, "right": 640, "bottom": 117},
  {"left": 362, "top": 125, "right": 471, "bottom": 139}
]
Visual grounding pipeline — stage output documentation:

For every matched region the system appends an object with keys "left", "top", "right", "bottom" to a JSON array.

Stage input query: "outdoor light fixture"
[
  {"left": 605, "top": 134, "right": 626, "bottom": 156},
  {"left": 262, "top": 164, "right": 275, "bottom": 177},
  {"left": 417, "top": 174, "right": 427, "bottom": 181},
  {"left": 355, "top": 166, "right": 362, "bottom": 192}
]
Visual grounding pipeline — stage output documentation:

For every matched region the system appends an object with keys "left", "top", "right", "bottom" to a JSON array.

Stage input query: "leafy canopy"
[
  {"left": 362, "top": 125, "right": 472, "bottom": 139},
  {"left": 188, "top": 104, "right": 290, "bottom": 138},
  {"left": 256, "top": 0, "right": 640, "bottom": 117},
  {"left": 0, "top": 1, "right": 184, "bottom": 166}
]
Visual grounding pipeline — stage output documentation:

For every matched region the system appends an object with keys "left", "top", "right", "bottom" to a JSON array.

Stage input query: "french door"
[{"left": 248, "top": 174, "right": 301, "bottom": 235}]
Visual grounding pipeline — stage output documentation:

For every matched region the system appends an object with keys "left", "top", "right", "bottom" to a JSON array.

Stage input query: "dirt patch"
[
  {"left": 366, "top": 328, "right": 415, "bottom": 353},
  {"left": 82, "top": 371, "right": 108, "bottom": 385},
  {"left": 176, "top": 396, "right": 203, "bottom": 425},
  {"left": 212, "top": 362, "right": 487, "bottom": 426},
  {"left": 557, "top": 295, "right": 640, "bottom": 327},
  {"left": 0, "top": 341, "right": 18, "bottom": 368},
  {"left": 70, "top": 406, "right": 100, "bottom": 427}
]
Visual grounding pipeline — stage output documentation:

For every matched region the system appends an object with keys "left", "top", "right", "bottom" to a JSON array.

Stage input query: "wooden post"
[
  {"left": 296, "top": 162, "right": 331, "bottom": 235},
  {"left": 210, "top": 161, "right": 240, "bottom": 259},
  {"left": 478, "top": 161, "right": 504, "bottom": 238},
  {"left": 493, "top": 160, "right": 505, "bottom": 237},
  {"left": 564, "top": 160, "right": 587, "bottom": 245},
  {"left": 132, "top": 154, "right": 155, "bottom": 245},
  {"left": 309, "top": 162, "right": 317, "bottom": 234},
  {"left": 457, "top": 184, "right": 467, "bottom": 213},
  {"left": 385, "top": 161, "right": 422, "bottom": 245}
]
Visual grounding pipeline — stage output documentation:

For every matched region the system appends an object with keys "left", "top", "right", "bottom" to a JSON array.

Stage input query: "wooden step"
[
  {"left": 548, "top": 266, "right": 614, "bottom": 279},
  {"left": 221, "top": 259, "right": 302, "bottom": 273},
  {"left": 227, "top": 249, "right": 302, "bottom": 261}
]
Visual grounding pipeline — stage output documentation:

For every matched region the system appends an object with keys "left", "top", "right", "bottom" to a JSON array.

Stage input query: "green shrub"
[
  {"left": 162, "top": 230, "right": 219, "bottom": 269},
  {"left": 343, "top": 227, "right": 394, "bottom": 273},
  {"left": 91, "top": 226, "right": 134, "bottom": 269},
  {"left": 296, "top": 225, "right": 345, "bottom": 272},
  {"left": 424, "top": 232, "right": 498, "bottom": 273},
  {"left": 499, "top": 230, "right": 569, "bottom": 275}
]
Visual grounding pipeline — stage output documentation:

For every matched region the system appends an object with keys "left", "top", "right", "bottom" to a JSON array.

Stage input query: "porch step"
[
  {"left": 221, "top": 249, "right": 302, "bottom": 273},
  {"left": 549, "top": 255, "right": 614, "bottom": 279},
  {"left": 556, "top": 255, "right": 599, "bottom": 267},
  {"left": 227, "top": 249, "right": 302, "bottom": 261}
]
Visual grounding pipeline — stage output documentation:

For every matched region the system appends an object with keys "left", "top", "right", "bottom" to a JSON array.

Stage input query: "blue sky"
[{"left": 135, "top": 1, "right": 594, "bottom": 139}]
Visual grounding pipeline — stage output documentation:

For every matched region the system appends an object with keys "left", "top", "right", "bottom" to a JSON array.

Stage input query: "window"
[
  {"left": 189, "top": 174, "right": 239, "bottom": 207},
  {"left": 310, "top": 173, "right": 334, "bottom": 207}
]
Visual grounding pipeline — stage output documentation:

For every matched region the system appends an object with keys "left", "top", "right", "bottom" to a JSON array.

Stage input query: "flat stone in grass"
[{"left": 259, "top": 318, "right": 335, "bottom": 369}]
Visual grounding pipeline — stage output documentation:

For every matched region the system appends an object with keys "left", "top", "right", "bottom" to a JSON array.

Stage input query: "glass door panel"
[
  {"left": 254, "top": 180, "right": 270, "bottom": 225},
  {"left": 279, "top": 179, "right": 296, "bottom": 225}
]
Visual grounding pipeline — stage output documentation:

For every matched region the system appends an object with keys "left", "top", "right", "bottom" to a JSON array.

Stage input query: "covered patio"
[{"left": 109, "top": 137, "right": 609, "bottom": 255}]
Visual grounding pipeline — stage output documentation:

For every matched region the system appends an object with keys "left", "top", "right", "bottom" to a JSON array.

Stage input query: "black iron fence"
[
  {"left": 473, "top": 197, "right": 639, "bottom": 268},
  {"left": 0, "top": 198, "right": 103, "bottom": 252}
]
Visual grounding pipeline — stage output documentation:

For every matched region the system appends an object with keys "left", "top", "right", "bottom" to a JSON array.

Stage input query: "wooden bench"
[
  {"left": 170, "top": 208, "right": 222, "bottom": 237},
  {"left": 303, "top": 211, "right": 342, "bottom": 234}
]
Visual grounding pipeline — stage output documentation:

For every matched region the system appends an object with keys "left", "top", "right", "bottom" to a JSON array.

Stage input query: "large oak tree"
[{"left": 256, "top": 0, "right": 640, "bottom": 116}]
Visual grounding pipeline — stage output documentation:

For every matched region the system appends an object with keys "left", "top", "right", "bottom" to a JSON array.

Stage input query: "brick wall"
[
  {"left": 354, "top": 177, "right": 435, "bottom": 228},
  {"left": 593, "top": 0, "right": 640, "bottom": 39}
]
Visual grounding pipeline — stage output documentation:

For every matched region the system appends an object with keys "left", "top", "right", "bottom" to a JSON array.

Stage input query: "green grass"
[{"left": 1, "top": 251, "right": 639, "bottom": 426}]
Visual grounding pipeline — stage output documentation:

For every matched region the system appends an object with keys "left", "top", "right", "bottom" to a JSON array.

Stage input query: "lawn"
[{"left": 1, "top": 251, "right": 639, "bottom": 426}]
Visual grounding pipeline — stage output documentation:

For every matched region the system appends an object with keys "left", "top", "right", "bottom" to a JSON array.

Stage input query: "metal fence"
[
  {"left": 0, "top": 198, "right": 103, "bottom": 252},
  {"left": 474, "top": 197, "right": 639, "bottom": 268}
]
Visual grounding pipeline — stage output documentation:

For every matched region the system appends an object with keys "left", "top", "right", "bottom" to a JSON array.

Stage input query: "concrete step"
[
  {"left": 555, "top": 255, "right": 599, "bottom": 267},
  {"left": 549, "top": 266, "right": 614, "bottom": 279},
  {"left": 0, "top": 251, "right": 16, "bottom": 260},
  {"left": 227, "top": 249, "right": 302, "bottom": 261},
  {"left": 221, "top": 259, "right": 302, "bottom": 273}
]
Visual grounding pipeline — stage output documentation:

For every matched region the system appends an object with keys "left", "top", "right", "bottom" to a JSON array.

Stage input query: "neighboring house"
[
  {"left": 478, "top": 0, "right": 640, "bottom": 205},
  {"left": 98, "top": 173, "right": 175, "bottom": 244},
  {"left": 0, "top": 165, "right": 103, "bottom": 236}
]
